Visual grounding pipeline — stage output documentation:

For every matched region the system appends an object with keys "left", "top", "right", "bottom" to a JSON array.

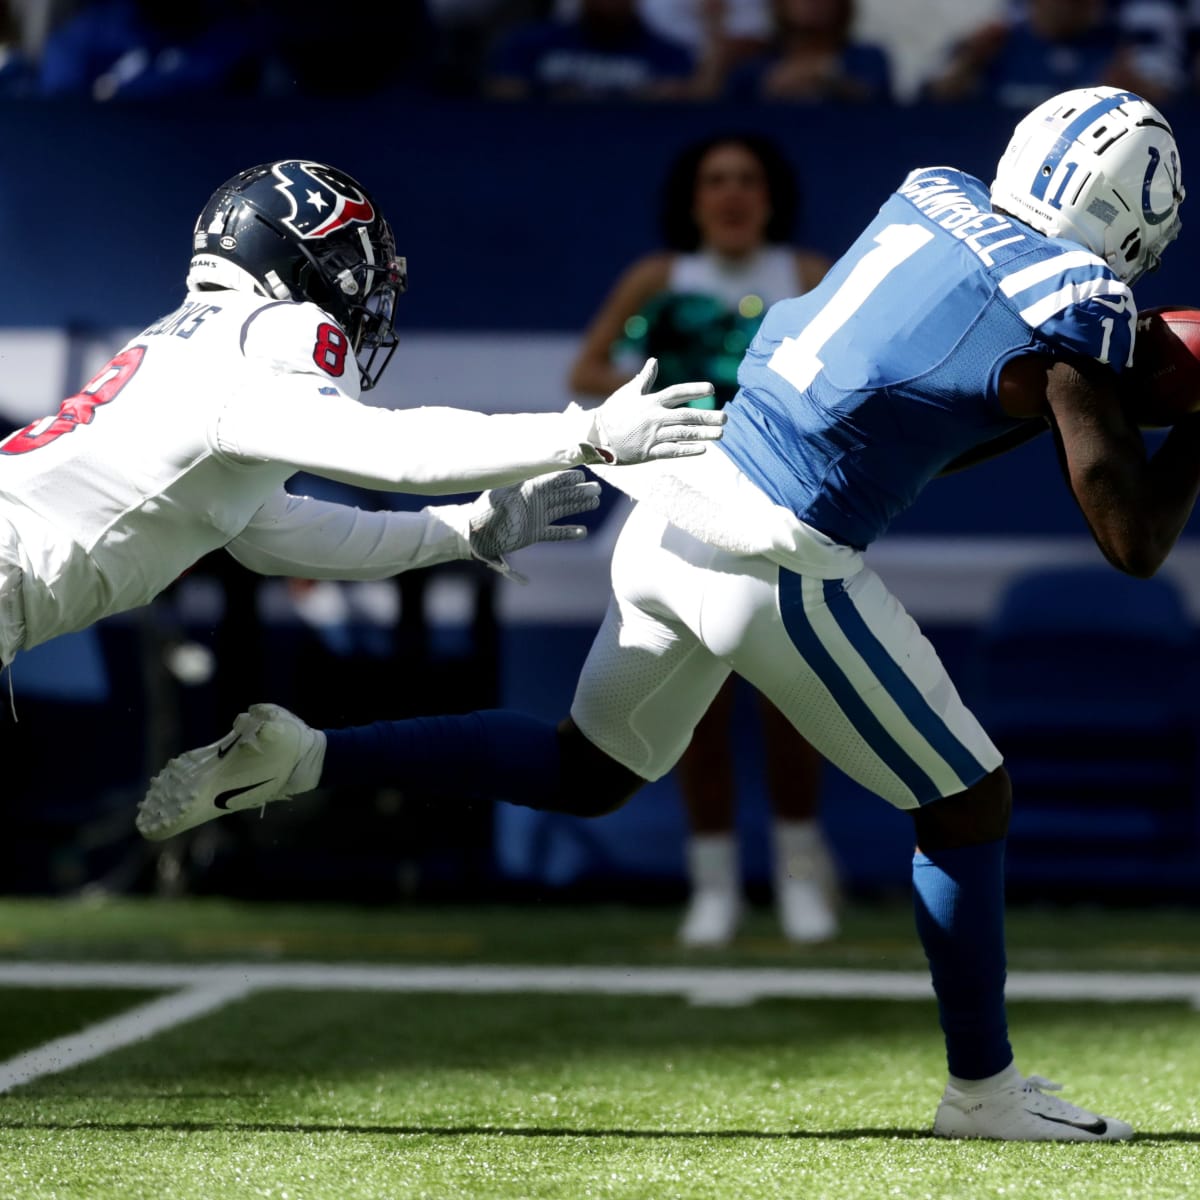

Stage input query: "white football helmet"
[{"left": 991, "top": 87, "right": 1184, "bottom": 285}]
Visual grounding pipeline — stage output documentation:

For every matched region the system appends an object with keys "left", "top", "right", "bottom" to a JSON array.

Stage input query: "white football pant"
[{"left": 570, "top": 503, "right": 1002, "bottom": 809}]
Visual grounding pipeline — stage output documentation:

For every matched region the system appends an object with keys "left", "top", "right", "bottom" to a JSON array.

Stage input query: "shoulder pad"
[
  {"left": 239, "top": 299, "right": 363, "bottom": 397},
  {"left": 998, "top": 244, "right": 1136, "bottom": 371}
]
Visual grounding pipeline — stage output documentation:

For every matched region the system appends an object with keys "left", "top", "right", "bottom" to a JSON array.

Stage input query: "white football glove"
[
  {"left": 467, "top": 469, "right": 601, "bottom": 583},
  {"left": 583, "top": 358, "right": 724, "bottom": 465}
]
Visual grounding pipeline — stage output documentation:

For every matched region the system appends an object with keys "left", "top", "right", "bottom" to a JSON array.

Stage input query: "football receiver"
[{"left": 145, "top": 91, "right": 1197, "bottom": 1144}]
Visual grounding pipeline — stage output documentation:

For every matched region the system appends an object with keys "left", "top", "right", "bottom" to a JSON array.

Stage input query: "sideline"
[{"left": 2, "top": 961, "right": 1199, "bottom": 1093}]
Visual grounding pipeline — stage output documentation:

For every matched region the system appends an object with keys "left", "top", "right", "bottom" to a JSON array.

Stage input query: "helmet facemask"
[
  {"left": 299, "top": 221, "right": 407, "bottom": 390},
  {"left": 349, "top": 252, "right": 407, "bottom": 391}
]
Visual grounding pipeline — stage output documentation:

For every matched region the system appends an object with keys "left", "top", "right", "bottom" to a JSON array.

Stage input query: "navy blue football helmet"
[{"left": 188, "top": 160, "right": 407, "bottom": 389}]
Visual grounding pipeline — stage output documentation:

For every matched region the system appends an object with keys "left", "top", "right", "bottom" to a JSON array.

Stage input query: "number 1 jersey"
[{"left": 718, "top": 167, "right": 1137, "bottom": 550}]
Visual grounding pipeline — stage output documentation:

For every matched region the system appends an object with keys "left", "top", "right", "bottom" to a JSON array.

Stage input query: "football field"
[{"left": 0, "top": 897, "right": 1198, "bottom": 1200}]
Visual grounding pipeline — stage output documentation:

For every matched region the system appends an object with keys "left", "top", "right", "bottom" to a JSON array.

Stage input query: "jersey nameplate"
[
  {"left": 144, "top": 301, "right": 223, "bottom": 340},
  {"left": 899, "top": 175, "right": 1026, "bottom": 266}
]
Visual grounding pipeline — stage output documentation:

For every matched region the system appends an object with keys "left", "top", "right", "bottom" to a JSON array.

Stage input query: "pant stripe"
[
  {"left": 822, "top": 577, "right": 987, "bottom": 788},
  {"left": 778, "top": 571, "right": 938, "bottom": 803}
]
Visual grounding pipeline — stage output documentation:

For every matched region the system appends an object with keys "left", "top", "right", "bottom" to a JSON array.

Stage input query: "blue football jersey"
[{"left": 718, "top": 167, "right": 1136, "bottom": 549}]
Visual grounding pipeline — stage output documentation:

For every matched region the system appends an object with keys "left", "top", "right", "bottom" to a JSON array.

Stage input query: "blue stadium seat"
[{"left": 971, "top": 564, "right": 1200, "bottom": 897}]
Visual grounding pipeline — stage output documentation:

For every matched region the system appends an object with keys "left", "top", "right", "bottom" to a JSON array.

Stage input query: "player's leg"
[
  {"left": 702, "top": 560, "right": 1130, "bottom": 1141},
  {"left": 136, "top": 697, "right": 641, "bottom": 842},
  {"left": 139, "top": 503, "right": 729, "bottom": 841},
  {"left": 136, "top": 694, "right": 680, "bottom": 848},
  {"left": 324, "top": 496, "right": 734, "bottom": 818},
  {"left": 912, "top": 767, "right": 1126, "bottom": 1140}
]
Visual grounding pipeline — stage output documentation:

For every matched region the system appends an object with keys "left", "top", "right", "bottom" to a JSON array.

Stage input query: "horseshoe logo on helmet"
[{"left": 1142, "top": 145, "right": 1183, "bottom": 227}]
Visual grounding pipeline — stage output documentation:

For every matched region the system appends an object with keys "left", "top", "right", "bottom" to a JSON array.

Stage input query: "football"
[{"left": 1128, "top": 305, "right": 1200, "bottom": 427}]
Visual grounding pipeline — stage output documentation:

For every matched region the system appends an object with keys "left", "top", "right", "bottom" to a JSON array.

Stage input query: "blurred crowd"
[{"left": 0, "top": 0, "right": 1197, "bottom": 106}]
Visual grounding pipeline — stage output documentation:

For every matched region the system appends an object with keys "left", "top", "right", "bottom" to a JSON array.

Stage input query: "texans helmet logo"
[{"left": 271, "top": 160, "right": 375, "bottom": 240}]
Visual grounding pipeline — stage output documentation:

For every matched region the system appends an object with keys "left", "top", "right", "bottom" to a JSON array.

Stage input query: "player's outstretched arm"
[
  {"left": 216, "top": 360, "right": 721, "bottom": 496},
  {"left": 583, "top": 358, "right": 724, "bottom": 465},
  {"left": 226, "top": 474, "right": 601, "bottom": 583},
  {"left": 226, "top": 489, "right": 474, "bottom": 580}
]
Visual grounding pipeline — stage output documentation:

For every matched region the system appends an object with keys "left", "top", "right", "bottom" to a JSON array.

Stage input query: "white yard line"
[
  {"left": 2, "top": 961, "right": 1200, "bottom": 1001},
  {"left": 0, "top": 976, "right": 253, "bottom": 1094},
  {"left": 1, "top": 962, "right": 1198, "bottom": 1093}
]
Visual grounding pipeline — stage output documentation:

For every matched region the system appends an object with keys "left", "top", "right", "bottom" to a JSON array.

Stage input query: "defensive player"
[
  {"left": 140, "top": 89, "right": 1191, "bottom": 1140},
  {"left": 0, "top": 159, "right": 723, "bottom": 669}
]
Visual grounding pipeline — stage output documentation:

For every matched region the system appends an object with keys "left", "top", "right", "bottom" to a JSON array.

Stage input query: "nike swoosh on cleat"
[
  {"left": 1025, "top": 1110, "right": 1108, "bottom": 1135},
  {"left": 217, "top": 734, "right": 242, "bottom": 759},
  {"left": 213, "top": 780, "right": 273, "bottom": 810}
]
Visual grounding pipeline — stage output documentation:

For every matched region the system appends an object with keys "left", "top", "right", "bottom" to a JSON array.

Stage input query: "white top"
[
  {"left": 668, "top": 245, "right": 803, "bottom": 311},
  {"left": 0, "top": 288, "right": 599, "bottom": 656},
  {"left": 587, "top": 246, "right": 840, "bottom": 575}
]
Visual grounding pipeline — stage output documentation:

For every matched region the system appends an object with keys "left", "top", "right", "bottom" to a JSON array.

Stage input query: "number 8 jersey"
[
  {"left": 719, "top": 166, "right": 1137, "bottom": 551},
  {"left": 0, "top": 293, "right": 355, "bottom": 654}
]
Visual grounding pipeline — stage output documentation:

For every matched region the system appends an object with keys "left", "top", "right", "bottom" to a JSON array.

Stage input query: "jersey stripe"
[
  {"left": 1018, "top": 277, "right": 1130, "bottom": 328},
  {"left": 998, "top": 250, "right": 1106, "bottom": 298}
]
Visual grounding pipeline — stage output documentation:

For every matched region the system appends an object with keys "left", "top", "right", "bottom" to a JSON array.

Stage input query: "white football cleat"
[
  {"left": 137, "top": 703, "right": 325, "bottom": 841},
  {"left": 933, "top": 1067, "right": 1134, "bottom": 1142}
]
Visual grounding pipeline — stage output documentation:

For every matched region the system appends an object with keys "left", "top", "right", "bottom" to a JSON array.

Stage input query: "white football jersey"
[
  {"left": 0, "top": 287, "right": 602, "bottom": 658},
  {"left": 0, "top": 290, "right": 357, "bottom": 652}
]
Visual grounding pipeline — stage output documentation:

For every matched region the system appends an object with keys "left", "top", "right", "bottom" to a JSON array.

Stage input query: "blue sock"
[
  {"left": 321, "top": 710, "right": 561, "bottom": 809},
  {"left": 912, "top": 838, "right": 1013, "bottom": 1080}
]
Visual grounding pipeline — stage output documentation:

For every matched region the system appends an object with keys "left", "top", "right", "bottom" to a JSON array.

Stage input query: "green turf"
[
  {"left": 1, "top": 897, "right": 1199, "bottom": 1199},
  {"left": 1, "top": 990, "right": 1197, "bottom": 1200},
  {"left": 0, "top": 988, "right": 162, "bottom": 1059},
  {"left": 1, "top": 895, "right": 1199, "bottom": 970}
]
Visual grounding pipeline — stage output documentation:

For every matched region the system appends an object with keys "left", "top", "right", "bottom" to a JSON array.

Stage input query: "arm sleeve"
[
  {"left": 1020, "top": 263, "right": 1137, "bottom": 372},
  {"left": 213, "top": 379, "right": 599, "bottom": 494},
  {"left": 224, "top": 487, "right": 477, "bottom": 580}
]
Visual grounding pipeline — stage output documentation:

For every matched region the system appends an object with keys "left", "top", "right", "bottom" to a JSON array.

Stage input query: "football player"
[
  {"left": 0, "top": 159, "right": 723, "bottom": 667},
  {"left": 141, "top": 90, "right": 1191, "bottom": 1140}
]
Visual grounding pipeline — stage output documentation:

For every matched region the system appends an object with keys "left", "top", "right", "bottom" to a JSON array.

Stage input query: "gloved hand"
[
  {"left": 467, "top": 469, "right": 601, "bottom": 583},
  {"left": 583, "top": 358, "right": 724, "bottom": 465}
]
